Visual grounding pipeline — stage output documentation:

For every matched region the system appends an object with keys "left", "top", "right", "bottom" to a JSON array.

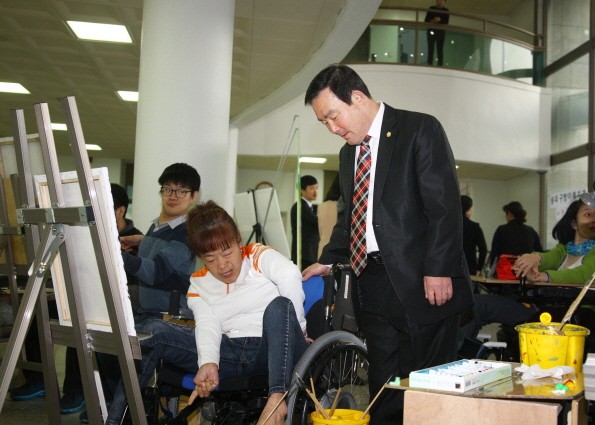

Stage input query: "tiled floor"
[{"left": 0, "top": 344, "right": 84, "bottom": 425}]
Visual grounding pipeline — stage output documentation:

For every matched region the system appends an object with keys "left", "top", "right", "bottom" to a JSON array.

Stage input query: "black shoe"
[
  {"left": 60, "top": 392, "right": 86, "bottom": 413},
  {"left": 10, "top": 383, "right": 46, "bottom": 400},
  {"left": 79, "top": 409, "right": 88, "bottom": 424}
]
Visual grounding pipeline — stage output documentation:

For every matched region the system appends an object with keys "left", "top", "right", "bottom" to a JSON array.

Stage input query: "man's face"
[
  {"left": 436, "top": 0, "right": 446, "bottom": 6},
  {"left": 301, "top": 184, "right": 318, "bottom": 202},
  {"left": 160, "top": 182, "right": 197, "bottom": 220},
  {"left": 311, "top": 88, "right": 372, "bottom": 146}
]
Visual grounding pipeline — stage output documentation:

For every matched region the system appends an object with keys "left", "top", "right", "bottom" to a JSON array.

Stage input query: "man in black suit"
[
  {"left": 291, "top": 175, "right": 320, "bottom": 269},
  {"left": 461, "top": 195, "right": 487, "bottom": 277},
  {"left": 302, "top": 65, "right": 473, "bottom": 425}
]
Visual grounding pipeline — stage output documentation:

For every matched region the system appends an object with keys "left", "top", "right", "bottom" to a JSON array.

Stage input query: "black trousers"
[
  {"left": 426, "top": 29, "right": 446, "bottom": 66},
  {"left": 358, "top": 260, "right": 459, "bottom": 425},
  {"left": 23, "top": 300, "right": 83, "bottom": 394}
]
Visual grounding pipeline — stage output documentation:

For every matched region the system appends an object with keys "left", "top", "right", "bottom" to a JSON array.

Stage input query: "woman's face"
[
  {"left": 573, "top": 204, "right": 595, "bottom": 243},
  {"left": 200, "top": 241, "right": 243, "bottom": 284}
]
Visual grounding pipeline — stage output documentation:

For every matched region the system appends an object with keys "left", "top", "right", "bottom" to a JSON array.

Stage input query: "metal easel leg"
[{"left": 0, "top": 224, "right": 64, "bottom": 414}]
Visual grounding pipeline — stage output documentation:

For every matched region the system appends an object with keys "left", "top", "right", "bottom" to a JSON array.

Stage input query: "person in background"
[
  {"left": 317, "top": 174, "right": 341, "bottom": 258},
  {"left": 110, "top": 183, "right": 143, "bottom": 314},
  {"left": 462, "top": 198, "right": 595, "bottom": 340},
  {"left": 424, "top": 0, "right": 449, "bottom": 66},
  {"left": 290, "top": 175, "right": 320, "bottom": 269},
  {"left": 489, "top": 201, "right": 543, "bottom": 275},
  {"left": 461, "top": 195, "right": 487, "bottom": 277},
  {"left": 302, "top": 64, "right": 473, "bottom": 425},
  {"left": 120, "top": 163, "right": 199, "bottom": 323}
]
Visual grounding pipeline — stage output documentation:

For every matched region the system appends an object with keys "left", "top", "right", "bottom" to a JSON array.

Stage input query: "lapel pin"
[{"left": 386, "top": 132, "right": 392, "bottom": 137}]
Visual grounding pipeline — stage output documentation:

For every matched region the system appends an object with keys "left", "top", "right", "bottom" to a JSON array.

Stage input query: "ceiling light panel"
[{"left": 67, "top": 21, "right": 133, "bottom": 43}]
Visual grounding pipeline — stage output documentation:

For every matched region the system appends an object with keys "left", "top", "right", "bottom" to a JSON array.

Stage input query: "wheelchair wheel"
[{"left": 286, "top": 331, "right": 369, "bottom": 425}]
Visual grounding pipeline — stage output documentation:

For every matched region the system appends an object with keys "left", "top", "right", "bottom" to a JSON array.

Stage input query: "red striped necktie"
[{"left": 350, "top": 135, "right": 372, "bottom": 276}]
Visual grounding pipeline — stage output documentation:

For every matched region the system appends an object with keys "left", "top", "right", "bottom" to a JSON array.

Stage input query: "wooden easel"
[{"left": 0, "top": 97, "right": 147, "bottom": 425}]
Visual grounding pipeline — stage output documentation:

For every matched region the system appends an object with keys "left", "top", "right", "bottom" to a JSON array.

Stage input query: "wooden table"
[
  {"left": 471, "top": 275, "right": 594, "bottom": 289},
  {"left": 388, "top": 364, "right": 588, "bottom": 424}
]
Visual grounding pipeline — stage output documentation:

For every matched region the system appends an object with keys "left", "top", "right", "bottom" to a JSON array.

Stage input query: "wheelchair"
[{"left": 125, "top": 265, "right": 369, "bottom": 425}]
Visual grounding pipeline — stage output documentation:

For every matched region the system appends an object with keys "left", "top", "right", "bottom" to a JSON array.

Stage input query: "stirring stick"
[
  {"left": 359, "top": 376, "right": 392, "bottom": 420},
  {"left": 557, "top": 271, "right": 595, "bottom": 332},
  {"left": 310, "top": 377, "right": 316, "bottom": 396},
  {"left": 260, "top": 391, "right": 288, "bottom": 425},
  {"left": 305, "top": 389, "right": 331, "bottom": 420},
  {"left": 329, "top": 387, "right": 342, "bottom": 417},
  {"left": 293, "top": 373, "right": 331, "bottom": 420}
]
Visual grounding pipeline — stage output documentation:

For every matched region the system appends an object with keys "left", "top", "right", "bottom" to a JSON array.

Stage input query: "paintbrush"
[
  {"left": 260, "top": 391, "right": 289, "bottom": 425},
  {"left": 359, "top": 376, "right": 393, "bottom": 420},
  {"left": 329, "top": 387, "right": 342, "bottom": 417},
  {"left": 294, "top": 373, "right": 331, "bottom": 420}
]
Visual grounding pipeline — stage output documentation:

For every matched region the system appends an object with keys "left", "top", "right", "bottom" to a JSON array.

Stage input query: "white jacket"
[{"left": 187, "top": 243, "right": 306, "bottom": 367}]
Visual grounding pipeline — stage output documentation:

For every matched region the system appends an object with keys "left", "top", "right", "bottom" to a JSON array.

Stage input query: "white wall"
[
  {"left": 237, "top": 65, "right": 552, "bottom": 172},
  {"left": 460, "top": 172, "right": 542, "bottom": 270}
]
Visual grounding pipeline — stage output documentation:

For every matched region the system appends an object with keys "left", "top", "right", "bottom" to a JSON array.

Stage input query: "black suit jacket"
[
  {"left": 462, "top": 216, "right": 487, "bottom": 274},
  {"left": 291, "top": 199, "right": 320, "bottom": 268},
  {"left": 320, "top": 105, "right": 473, "bottom": 325}
]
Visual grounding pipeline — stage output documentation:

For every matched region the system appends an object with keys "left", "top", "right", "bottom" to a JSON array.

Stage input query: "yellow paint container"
[
  {"left": 515, "top": 322, "right": 590, "bottom": 372},
  {"left": 311, "top": 409, "right": 370, "bottom": 425}
]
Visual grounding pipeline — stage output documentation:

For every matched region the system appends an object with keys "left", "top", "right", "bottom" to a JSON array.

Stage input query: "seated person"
[
  {"left": 461, "top": 198, "right": 595, "bottom": 339},
  {"left": 106, "top": 201, "right": 310, "bottom": 425}
]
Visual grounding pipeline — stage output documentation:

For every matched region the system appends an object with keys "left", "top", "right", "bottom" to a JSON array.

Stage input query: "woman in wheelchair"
[
  {"left": 461, "top": 198, "right": 595, "bottom": 340},
  {"left": 107, "top": 201, "right": 310, "bottom": 425}
]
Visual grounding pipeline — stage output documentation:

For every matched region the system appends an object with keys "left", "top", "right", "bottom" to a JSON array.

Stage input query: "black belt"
[{"left": 367, "top": 251, "right": 384, "bottom": 265}]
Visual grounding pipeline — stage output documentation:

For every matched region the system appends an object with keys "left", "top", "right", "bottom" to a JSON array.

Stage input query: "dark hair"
[
  {"left": 461, "top": 195, "right": 473, "bottom": 215},
  {"left": 324, "top": 175, "right": 341, "bottom": 202},
  {"left": 158, "top": 163, "right": 201, "bottom": 193},
  {"left": 111, "top": 183, "right": 129, "bottom": 215},
  {"left": 301, "top": 175, "right": 318, "bottom": 190},
  {"left": 503, "top": 201, "right": 527, "bottom": 222},
  {"left": 187, "top": 200, "right": 241, "bottom": 256},
  {"left": 552, "top": 199, "right": 586, "bottom": 245},
  {"left": 305, "top": 64, "right": 372, "bottom": 106}
]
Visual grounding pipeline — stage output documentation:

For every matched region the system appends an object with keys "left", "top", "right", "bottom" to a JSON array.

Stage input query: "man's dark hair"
[
  {"left": 301, "top": 175, "right": 318, "bottom": 190},
  {"left": 305, "top": 64, "right": 372, "bottom": 106},
  {"left": 552, "top": 199, "right": 586, "bottom": 245},
  {"left": 461, "top": 195, "right": 473, "bottom": 215},
  {"left": 111, "top": 183, "right": 129, "bottom": 215},
  {"left": 158, "top": 163, "right": 201, "bottom": 193},
  {"left": 503, "top": 201, "right": 526, "bottom": 222},
  {"left": 324, "top": 174, "right": 341, "bottom": 202}
]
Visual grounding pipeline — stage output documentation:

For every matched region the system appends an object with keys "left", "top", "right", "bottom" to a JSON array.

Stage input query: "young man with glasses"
[{"left": 120, "top": 163, "right": 200, "bottom": 322}]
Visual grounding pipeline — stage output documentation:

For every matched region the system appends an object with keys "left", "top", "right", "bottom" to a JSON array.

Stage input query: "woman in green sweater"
[
  {"left": 461, "top": 198, "right": 595, "bottom": 340},
  {"left": 513, "top": 198, "right": 595, "bottom": 283}
]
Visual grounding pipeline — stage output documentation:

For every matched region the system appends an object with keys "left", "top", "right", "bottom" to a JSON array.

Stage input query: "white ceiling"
[{"left": 0, "top": 0, "right": 532, "bottom": 179}]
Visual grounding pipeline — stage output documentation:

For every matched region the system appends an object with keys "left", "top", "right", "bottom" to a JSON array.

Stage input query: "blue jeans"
[{"left": 107, "top": 296, "right": 308, "bottom": 424}]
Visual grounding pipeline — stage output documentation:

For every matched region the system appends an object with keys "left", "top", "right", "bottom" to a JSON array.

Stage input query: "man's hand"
[
  {"left": 301, "top": 263, "right": 331, "bottom": 281},
  {"left": 424, "top": 276, "right": 453, "bottom": 306},
  {"left": 120, "top": 235, "right": 144, "bottom": 252},
  {"left": 188, "top": 363, "right": 219, "bottom": 405}
]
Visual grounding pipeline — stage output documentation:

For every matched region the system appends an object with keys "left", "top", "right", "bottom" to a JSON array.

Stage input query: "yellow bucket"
[
  {"left": 311, "top": 409, "right": 370, "bottom": 425},
  {"left": 515, "top": 322, "right": 590, "bottom": 372}
]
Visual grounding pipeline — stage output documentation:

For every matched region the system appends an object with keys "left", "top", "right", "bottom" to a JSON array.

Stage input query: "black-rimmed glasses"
[{"left": 160, "top": 187, "right": 192, "bottom": 199}]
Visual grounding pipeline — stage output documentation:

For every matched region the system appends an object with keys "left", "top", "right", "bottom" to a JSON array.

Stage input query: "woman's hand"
[
  {"left": 512, "top": 253, "right": 542, "bottom": 278},
  {"left": 188, "top": 363, "right": 219, "bottom": 405}
]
